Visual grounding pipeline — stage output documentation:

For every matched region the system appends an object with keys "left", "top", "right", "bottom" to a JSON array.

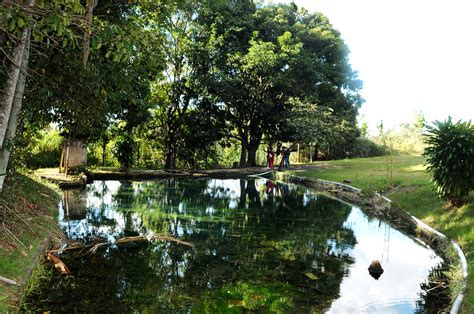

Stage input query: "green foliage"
[
  {"left": 359, "top": 121, "right": 369, "bottom": 138},
  {"left": 193, "top": 2, "right": 362, "bottom": 166},
  {"left": 25, "top": 53, "right": 109, "bottom": 139},
  {"left": 12, "top": 128, "right": 63, "bottom": 169},
  {"left": 113, "top": 134, "right": 136, "bottom": 171},
  {"left": 1, "top": 0, "right": 84, "bottom": 47},
  {"left": 372, "top": 123, "right": 425, "bottom": 155},
  {"left": 349, "top": 138, "right": 387, "bottom": 158},
  {"left": 280, "top": 98, "right": 361, "bottom": 160},
  {"left": 177, "top": 108, "right": 226, "bottom": 169},
  {"left": 13, "top": 0, "right": 363, "bottom": 170},
  {"left": 424, "top": 118, "right": 474, "bottom": 206}
]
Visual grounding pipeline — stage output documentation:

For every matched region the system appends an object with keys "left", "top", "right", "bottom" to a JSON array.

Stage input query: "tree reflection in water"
[{"left": 24, "top": 178, "right": 362, "bottom": 312}]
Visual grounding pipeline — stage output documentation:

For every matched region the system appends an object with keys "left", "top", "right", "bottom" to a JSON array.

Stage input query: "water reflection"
[{"left": 24, "top": 179, "right": 445, "bottom": 313}]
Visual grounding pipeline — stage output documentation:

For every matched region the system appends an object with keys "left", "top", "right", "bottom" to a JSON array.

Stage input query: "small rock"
[{"left": 368, "top": 260, "right": 384, "bottom": 280}]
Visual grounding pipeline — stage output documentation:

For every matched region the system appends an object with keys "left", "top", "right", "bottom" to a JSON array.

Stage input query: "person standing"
[
  {"left": 279, "top": 147, "right": 287, "bottom": 170},
  {"left": 283, "top": 148, "right": 291, "bottom": 169},
  {"left": 268, "top": 150, "right": 275, "bottom": 170}
]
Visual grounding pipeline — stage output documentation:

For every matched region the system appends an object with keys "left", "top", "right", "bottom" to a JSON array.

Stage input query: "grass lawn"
[
  {"left": 0, "top": 173, "right": 61, "bottom": 312},
  {"left": 289, "top": 155, "right": 473, "bottom": 313}
]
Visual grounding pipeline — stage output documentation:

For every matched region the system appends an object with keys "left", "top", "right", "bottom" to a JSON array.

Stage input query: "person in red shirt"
[{"left": 267, "top": 149, "right": 275, "bottom": 170}]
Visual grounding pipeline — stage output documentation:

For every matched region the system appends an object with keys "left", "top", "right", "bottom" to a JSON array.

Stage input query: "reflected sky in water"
[{"left": 32, "top": 179, "right": 444, "bottom": 313}]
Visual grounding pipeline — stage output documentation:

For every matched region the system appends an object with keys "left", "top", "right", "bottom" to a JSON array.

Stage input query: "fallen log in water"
[
  {"left": 46, "top": 234, "right": 193, "bottom": 275},
  {"left": 50, "top": 234, "right": 193, "bottom": 256},
  {"left": 116, "top": 235, "right": 194, "bottom": 248}
]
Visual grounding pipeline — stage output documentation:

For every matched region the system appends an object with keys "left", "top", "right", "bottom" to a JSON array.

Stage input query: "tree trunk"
[
  {"left": 0, "top": 26, "right": 29, "bottom": 149},
  {"left": 246, "top": 133, "right": 262, "bottom": 167},
  {"left": 136, "top": 142, "right": 140, "bottom": 166},
  {"left": 239, "top": 139, "right": 247, "bottom": 168},
  {"left": 246, "top": 146, "right": 257, "bottom": 167},
  {"left": 165, "top": 133, "right": 176, "bottom": 169},
  {"left": 82, "top": 0, "right": 96, "bottom": 66},
  {"left": 246, "top": 179, "right": 261, "bottom": 207},
  {"left": 0, "top": 29, "right": 31, "bottom": 191},
  {"left": 239, "top": 179, "right": 246, "bottom": 208},
  {"left": 101, "top": 135, "right": 107, "bottom": 166}
]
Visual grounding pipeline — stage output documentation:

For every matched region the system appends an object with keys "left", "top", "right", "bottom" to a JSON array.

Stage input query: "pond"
[{"left": 23, "top": 178, "right": 449, "bottom": 313}]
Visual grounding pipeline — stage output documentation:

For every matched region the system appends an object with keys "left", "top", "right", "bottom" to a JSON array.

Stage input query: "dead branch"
[
  {"left": 0, "top": 275, "right": 17, "bottom": 285},
  {"left": 116, "top": 235, "right": 148, "bottom": 244},
  {"left": 49, "top": 234, "right": 194, "bottom": 256},
  {"left": 152, "top": 235, "right": 194, "bottom": 248},
  {"left": 2, "top": 222, "right": 27, "bottom": 248},
  {"left": 4, "top": 203, "right": 36, "bottom": 235}
]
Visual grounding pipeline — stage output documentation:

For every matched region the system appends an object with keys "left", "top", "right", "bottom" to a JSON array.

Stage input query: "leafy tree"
[
  {"left": 377, "top": 120, "right": 384, "bottom": 135},
  {"left": 278, "top": 98, "right": 359, "bottom": 160},
  {"left": 149, "top": 0, "right": 200, "bottom": 169},
  {"left": 113, "top": 134, "right": 136, "bottom": 172},
  {"left": 360, "top": 119, "right": 369, "bottom": 138},
  {"left": 20, "top": 0, "right": 166, "bottom": 171},
  {"left": 424, "top": 118, "right": 474, "bottom": 207},
  {"left": 177, "top": 105, "right": 227, "bottom": 169},
  {"left": 415, "top": 111, "right": 426, "bottom": 129},
  {"left": 0, "top": 0, "right": 85, "bottom": 191},
  {"left": 194, "top": 2, "right": 362, "bottom": 167}
]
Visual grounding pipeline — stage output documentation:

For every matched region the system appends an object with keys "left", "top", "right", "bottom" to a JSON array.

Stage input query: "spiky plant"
[{"left": 424, "top": 118, "right": 474, "bottom": 207}]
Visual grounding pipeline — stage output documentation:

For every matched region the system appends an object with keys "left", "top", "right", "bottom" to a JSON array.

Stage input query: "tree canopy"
[{"left": 1, "top": 0, "right": 364, "bottom": 178}]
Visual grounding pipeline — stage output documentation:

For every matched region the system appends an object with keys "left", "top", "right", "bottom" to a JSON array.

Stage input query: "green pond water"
[{"left": 23, "top": 178, "right": 449, "bottom": 313}]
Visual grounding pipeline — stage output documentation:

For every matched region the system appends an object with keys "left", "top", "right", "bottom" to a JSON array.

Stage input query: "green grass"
[
  {"left": 0, "top": 172, "right": 60, "bottom": 312},
  {"left": 290, "top": 155, "right": 473, "bottom": 313}
]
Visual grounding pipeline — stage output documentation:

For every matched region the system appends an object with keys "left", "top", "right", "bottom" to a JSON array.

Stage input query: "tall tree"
[
  {"left": 0, "top": 0, "right": 84, "bottom": 191},
  {"left": 20, "top": 0, "right": 167, "bottom": 171},
  {"left": 193, "top": 2, "right": 362, "bottom": 167},
  {"left": 150, "top": 0, "right": 198, "bottom": 169}
]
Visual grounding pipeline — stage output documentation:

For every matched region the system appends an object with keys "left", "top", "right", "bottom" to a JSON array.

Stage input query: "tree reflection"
[{"left": 25, "top": 178, "right": 356, "bottom": 312}]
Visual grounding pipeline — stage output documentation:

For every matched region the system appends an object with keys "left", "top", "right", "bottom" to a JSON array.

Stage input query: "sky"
[{"left": 278, "top": 0, "right": 474, "bottom": 133}]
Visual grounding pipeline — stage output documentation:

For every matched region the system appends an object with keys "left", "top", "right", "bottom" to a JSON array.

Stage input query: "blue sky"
[{"left": 277, "top": 0, "right": 474, "bottom": 133}]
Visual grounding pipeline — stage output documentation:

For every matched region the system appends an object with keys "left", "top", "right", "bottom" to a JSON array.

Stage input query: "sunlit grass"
[{"left": 290, "top": 155, "right": 473, "bottom": 313}]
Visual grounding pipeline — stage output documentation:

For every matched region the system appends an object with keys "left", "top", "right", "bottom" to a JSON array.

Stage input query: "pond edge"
[{"left": 273, "top": 172, "right": 468, "bottom": 314}]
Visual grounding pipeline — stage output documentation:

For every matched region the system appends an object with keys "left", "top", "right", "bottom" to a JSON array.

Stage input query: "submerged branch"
[
  {"left": 49, "top": 234, "right": 193, "bottom": 256},
  {"left": 115, "top": 235, "right": 193, "bottom": 248}
]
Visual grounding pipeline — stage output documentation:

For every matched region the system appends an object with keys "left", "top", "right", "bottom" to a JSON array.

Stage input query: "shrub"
[
  {"left": 349, "top": 138, "right": 387, "bottom": 158},
  {"left": 13, "top": 128, "right": 63, "bottom": 169},
  {"left": 113, "top": 135, "right": 136, "bottom": 172},
  {"left": 423, "top": 118, "right": 474, "bottom": 207},
  {"left": 373, "top": 124, "right": 425, "bottom": 155}
]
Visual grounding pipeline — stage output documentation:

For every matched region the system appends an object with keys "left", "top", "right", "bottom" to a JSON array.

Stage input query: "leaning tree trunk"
[
  {"left": 0, "top": 29, "right": 31, "bottom": 192},
  {"left": 0, "top": 26, "right": 29, "bottom": 150}
]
